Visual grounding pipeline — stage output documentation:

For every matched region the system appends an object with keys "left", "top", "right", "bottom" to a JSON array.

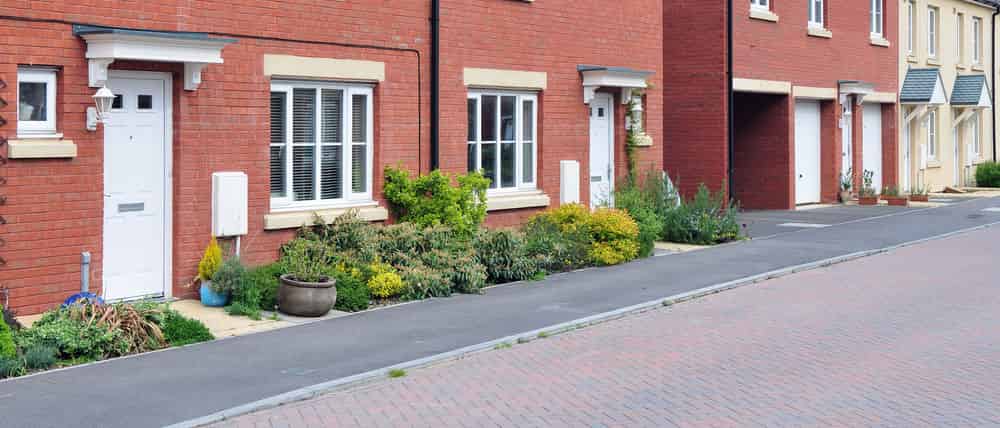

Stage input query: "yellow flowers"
[
  {"left": 366, "top": 260, "right": 405, "bottom": 299},
  {"left": 531, "top": 204, "right": 640, "bottom": 267},
  {"left": 197, "top": 237, "right": 223, "bottom": 281}
]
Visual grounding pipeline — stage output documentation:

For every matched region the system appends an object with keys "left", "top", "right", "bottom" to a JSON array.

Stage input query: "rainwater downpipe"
[
  {"left": 80, "top": 252, "right": 91, "bottom": 293},
  {"left": 727, "top": 0, "right": 735, "bottom": 197},
  {"left": 430, "top": 0, "right": 441, "bottom": 171}
]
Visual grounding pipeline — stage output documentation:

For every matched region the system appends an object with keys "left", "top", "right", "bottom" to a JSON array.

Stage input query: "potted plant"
[
  {"left": 278, "top": 239, "right": 337, "bottom": 317},
  {"left": 197, "top": 238, "right": 228, "bottom": 307},
  {"left": 858, "top": 170, "right": 879, "bottom": 206},
  {"left": 909, "top": 184, "right": 930, "bottom": 202},
  {"left": 881, "top": 185, "right": 908, "bottom": 207},
  {"left": 839, "top": 168, "right": 853, "bottom": 203}
]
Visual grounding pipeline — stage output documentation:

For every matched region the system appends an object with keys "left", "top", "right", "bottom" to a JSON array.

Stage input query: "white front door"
[
  {"left": 102, "top": 72, "right": 171, "bottom": 301},
  {"left": 862, "top": 103, "right": 883, "bottom": 192},
  {"left": 903, "top": 119, "right": 911, "bottom": 191},
  {"left": 795, "top": 100, "right": 822, "bottom": 204},
  {"left": 954, "top": 126, "right": 961, "bottom": 186},
  {"left": 589, "top": 93, "right": 614, "bottom": 208},
  {"left": 842, "top": 102, "right": 853, "bottom": 177}
]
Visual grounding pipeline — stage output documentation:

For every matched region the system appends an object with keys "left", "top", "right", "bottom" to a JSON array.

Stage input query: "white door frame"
[
  {"left": 104, "top": 70, "right": 174, "bottom": 300},
  {"left": 589, "top": 92, "right": 615, "bottom": 208},
  {"left": 903, "top": 117, "right": 911, "bottom": 191}
]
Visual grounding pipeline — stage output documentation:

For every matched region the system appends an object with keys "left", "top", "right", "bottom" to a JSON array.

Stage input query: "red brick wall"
[
  {"left": 0, "top": 2, "right": 430, "bottom": 313},
  {"left": 0, "top": 0, "right": 663, "bottom": 314},
  {"left": 732, "top": 93, "right": 794, "bottom": 210},
  {"left": 881, "top": 103, "right": 899, "bottom": 188},
  {"left": 439, "top": 0, "right": 664, "bottom": 209},
  {"left": 820, "top": 100, "right": 842, "bottom": 203},
  {"left": 663, "top": 0, "right": 730, "bottom": 200}
]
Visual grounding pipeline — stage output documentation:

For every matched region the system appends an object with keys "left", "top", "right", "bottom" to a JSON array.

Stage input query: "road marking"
[
  {"left": 982, "top": 208, "right": 1000, "bottom": 212},
  {"left": 778, "top": 223, "right": 831, "bottom": 228}
]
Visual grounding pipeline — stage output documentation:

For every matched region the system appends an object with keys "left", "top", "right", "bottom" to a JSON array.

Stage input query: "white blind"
[
  {"left": 321, "top": 89, "right": 343, "bottom": 200},
  {"left": 269, "top": 92, "right": 287, "bottom": 198},
  {"left": 351, "top": 94, "right": 368, "bottom": 193},
  {"left": 292, "top": 88, "right": 316, "bottom": 201}
]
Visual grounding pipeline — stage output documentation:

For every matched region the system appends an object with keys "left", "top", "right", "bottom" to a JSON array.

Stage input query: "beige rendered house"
[{"left": 898, "top": 0, "right": 997, "bottom": 192}]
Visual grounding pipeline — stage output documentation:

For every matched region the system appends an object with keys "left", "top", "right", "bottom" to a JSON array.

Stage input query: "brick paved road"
[{"left": 216, "top": 227, "right": 1000, "bottom": 428}]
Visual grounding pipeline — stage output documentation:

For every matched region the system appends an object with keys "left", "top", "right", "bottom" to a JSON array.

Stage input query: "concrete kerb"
[{"left": 170, "top": 219, "right": 1000, "bottom": 428}]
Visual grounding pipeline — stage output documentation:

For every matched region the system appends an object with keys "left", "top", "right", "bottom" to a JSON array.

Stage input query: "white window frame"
[
  {"left": 870, "top": 0, "right": 884, "bottom": 37},
  {"left": 956, "top": 13, "right": 965, "bottom": 64},
  {"left": 750, "top": 0, "right": 769, "bottom": 11},
  {"left": 972, "top": 17, "right": 983, "bottom": 65},
  {"left": 971, "top": 113, "right": 981, "bottom": 157},
  {"left": 927, "top": 110, "right": 937, "bottom": 159},
  {"left": 808, "top": 0, "right": 824, "bottom": 28},
  {"left": 270, "top": 81, "right": 374, "bottom": 211},
  {"left": 17, "top": 68, "right": 57, "bottom": 136},
  {"left": 907, "top": 1, "right": 915, "bottom": 55},
  {"left": 928, "top": 7, "right": 938, "bottom": 58},
  {"left": 467, "top": 90, "right": 538, "bottom": 194}
]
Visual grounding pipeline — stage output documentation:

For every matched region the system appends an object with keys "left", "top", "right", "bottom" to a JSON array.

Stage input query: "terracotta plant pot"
[
  {"left": 885, "top": 197, "right": 909, "bottom": 207},
  {"left": 278, "top": 274, "right": 337, "bottom": 317},
  {"left": 909, "top": 194, "right": 929, "bottom": 202},
  {"left": 839, "top": 190, "right": 852, "bottom": 203},
  {"left": 858, "top": 196, "right": 879, "bottom": 205}
]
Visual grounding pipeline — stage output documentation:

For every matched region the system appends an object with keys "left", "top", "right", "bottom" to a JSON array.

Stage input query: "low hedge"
[{"left": 975, "top": 162, "right": 1000, "bottom": 188}]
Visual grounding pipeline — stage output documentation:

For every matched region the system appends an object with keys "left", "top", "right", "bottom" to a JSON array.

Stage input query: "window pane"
[
  {"left": 293, "top": 88, "right": 317, "bottom": 146},
  {"left": 137, "top": 95, "right": 153, "bottom": 110},
  {"left": 352, "top": 94, "right": 368, "bottom": 143},
  {"left": 501, "top": 143, "right": 515, "bottom": 187},
  {"left": 467, "top": 98, "right": 478, "bottom": 141},
  {"left": 481, "top": 95, "right": 497, "bottom": 141},
  {"left": 468, "top": 143, "right": 478, "bottom": 173},
  {"left": 112, "top": 94, "right": 124, "bottom": 110},
  {"left": 293, "top": 146, "right": 315, "bottom": 201},
  {"left": 482, "top": 142, "right": 498, "bottom": 188},
  {"left": 501, "top": 96, "right": 516, "bottom": 141},
  {"left": 321, "top": 89, "right": 343, "bottom": 144},
  {"left": 522, "top": 142, "right": 534, "bottom": 183},
  {"left": 18, "top": 82, "right": 47, "bottom": 121},
  {"left": 321, "top": 145, "right": 342, "bottom": 200},
  {"left": 522, "top": 100, "right": 534, "bottom": 141},
  {"left": 352, "top": 145, "right": 367, "bottom": 193},
  {"left": 269, "top": 92, "right": 287, "bottom": 198}
]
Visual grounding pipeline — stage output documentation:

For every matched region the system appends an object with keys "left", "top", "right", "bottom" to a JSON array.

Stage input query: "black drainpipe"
[
  {"left": 430, "top": 0, "right": 441, "bottom": 171},
  {"left": 993, "top": 8, "right": 998, "bottom": 161},
  {"left": 727, "top": 0, "right": 735, "bottom": 197}
]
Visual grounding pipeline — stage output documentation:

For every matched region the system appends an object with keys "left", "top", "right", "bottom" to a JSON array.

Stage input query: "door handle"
[{"left": 104, "top": 194, "right": 112, "bottom": 198}]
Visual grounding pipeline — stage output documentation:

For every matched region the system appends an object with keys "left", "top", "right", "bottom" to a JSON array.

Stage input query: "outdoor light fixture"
[{"left": 87, "top": 86, "right": 115, "bottom": 131}]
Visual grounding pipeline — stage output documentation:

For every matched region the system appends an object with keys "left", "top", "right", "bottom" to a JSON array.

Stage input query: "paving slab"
[{"left": 2, "top": 196, "right": 1000, "bottom": 428}]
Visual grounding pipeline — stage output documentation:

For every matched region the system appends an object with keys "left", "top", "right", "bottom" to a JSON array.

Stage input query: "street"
[{"left": 217, "top": 225, "right": 1000, "bottom": 427}]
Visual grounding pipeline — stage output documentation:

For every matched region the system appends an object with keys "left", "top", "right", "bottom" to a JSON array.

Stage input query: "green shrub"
[
  {"left": 0, "top": 316, "right": 15, "bottom": 359},
  {"left": 367, "top": 261, "right": 405, "bottom": 299},
  {"left": 399, "top": 263, "right": 452, "bottom": 300},
  {"left": 662, "top": 184, "right": 741, "bottom": 245},
  {"left": 383, "top": 167, "right": 489, "bottom": 235},
  {"left": 615, "top": 171, "right": 678, "bottom": 258},
  {"left": 162, "top": 311, "right": 214, "bottom": 346},
  {"left": 281, "top": 238, "right": 336, "bottom": 283},
  {"left": 2, "top": 306, "right": 21, "bottom": 331},
  {"left": 16, "top": 313, "right": 122, "bottom": 359},
  {"left": 474, "top": 229, "right": 540, "bottom": 283},
  {"left": 0, "top": 356, "right": 25, "bottom": 379},
  {"left": 330, "top": 270, "right": 370, "bottom": 312},
  {"left": 23, "top": 344, "right": 57, "bottom": 370},
  {"left": 975, "top": 161, "right": 1000, "bottom": 187},
  {"left": 448, "top": 254, "right": 488, "bottom": 294},
  {"left": 310, "top": 211, "right": 379, "bottom": 261},
  {"left": 211, "top": 257, "right": 246, "bottom": 295},
  {"left": 244, "top": 262, "right": 285, "bottom": 311},
  {"left": 586, "top": 209, "right": 640, "bottom": 265},
  {"left": 521, "top": 215, "right": 590, "bottom": 273}
]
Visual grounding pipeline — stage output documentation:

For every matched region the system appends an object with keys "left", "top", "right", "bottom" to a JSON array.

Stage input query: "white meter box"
[{"left": 212, "top": 172, "right": 248, "bottom": 237}]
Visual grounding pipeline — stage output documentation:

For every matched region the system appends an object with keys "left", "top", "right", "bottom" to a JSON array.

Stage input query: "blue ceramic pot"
[{"left": 200, "top": 281, "right": 229, "bottom": 307}]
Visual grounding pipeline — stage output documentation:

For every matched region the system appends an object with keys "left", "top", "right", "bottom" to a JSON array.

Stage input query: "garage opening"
[{"left": 732, "top": 92, "right": 794, "bottom": 210}]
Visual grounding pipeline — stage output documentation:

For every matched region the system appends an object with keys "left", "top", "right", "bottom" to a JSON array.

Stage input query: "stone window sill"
[
  {"left": 971, "top": 64, "right": 985, "bottom": 72},
  {"left": 486, "top": 191, "right": 551, "bottom": 212},
  {"left": 869, "top": 37, "right": 890, "bottom": 47},
  {"left": 926, "top": 160, "right": 942, "bottom": 169},
  {"left": 264, "top": 204, "right": 388, "bottom": 230},
  {"left": 957, "top": 63, "right": 968, "bottom": 70},
  {"left": 927, "top": 57, "right": 941, "bottom": 66},
  {"left": 807, "top": 27, "right": 833, "bottom": 39},
  {"left": 907, "top": 55, "right": 918, "bottom": 64},
  {"left": 8, "top": 137, "right": 77, "bottom": 159},
  {"left": 749, "top": 9, "right": 779, "bottom": 23}
]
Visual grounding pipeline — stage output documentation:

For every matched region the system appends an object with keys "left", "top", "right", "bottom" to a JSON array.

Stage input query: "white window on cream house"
[
  {"left": 467, "top": 91, "right": 537, "bottom": 192},
  {"left": 927, "top": 110, "right": 937, "bottom": 159},
  {"left": 973, "top": 17, "right": 983, "bottom": 65},
  {"left": 928, "top": 6, "right": 938, "bottom": 58},
  {"left": 270, "top": 81, "right": 373, "bottom": 209},
  {"left": 17, "top": 68, "right": 57, "bottom": 136}
]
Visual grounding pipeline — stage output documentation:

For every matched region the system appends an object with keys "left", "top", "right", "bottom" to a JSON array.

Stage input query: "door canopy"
[
  {"left": 578, "top": 65, "right": 652, "bottom": 105},
  {"left": 74, "top": 25, "right": 236, "bottom": 91}
]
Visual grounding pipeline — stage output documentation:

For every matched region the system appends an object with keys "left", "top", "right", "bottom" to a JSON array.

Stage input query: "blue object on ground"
[
  {"left": 62, "top": 292, "right": 104, "bottom": 308},
  {"left": 199, "top": 282, "right": 229, "bottom": 307}
]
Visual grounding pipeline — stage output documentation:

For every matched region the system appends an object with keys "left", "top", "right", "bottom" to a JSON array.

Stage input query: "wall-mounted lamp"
[{"left": 87, "top": 86, "right": 115, "bottom": 131}]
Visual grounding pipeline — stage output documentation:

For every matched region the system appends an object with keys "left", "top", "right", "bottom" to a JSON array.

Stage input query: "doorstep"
[
  {"left": 170, "top": 300, "right": 295, "bottom": 338},
  {"left": 654, "top": 242, "right": 711, "bottom": 255}
]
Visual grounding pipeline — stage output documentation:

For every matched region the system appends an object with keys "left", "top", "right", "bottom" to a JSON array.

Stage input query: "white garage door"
[
  {"left": 863, "top": 103, "right": 883, "bottom": 193},
  {"left": 795, "top": 101, "right": 822, "bottom": 204}
]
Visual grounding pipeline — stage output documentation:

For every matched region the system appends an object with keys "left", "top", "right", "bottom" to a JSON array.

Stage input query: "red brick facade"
[
  {"left": 666, "top": 0, "right": 899, "bottom": 209},
  {"left": 0, "top": 1, "right": 662, "bottom": 314}
]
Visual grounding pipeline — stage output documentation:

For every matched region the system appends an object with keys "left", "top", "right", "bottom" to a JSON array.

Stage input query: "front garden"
[{"left": 0, "top": 166, "right": 742, "bottom": 380}]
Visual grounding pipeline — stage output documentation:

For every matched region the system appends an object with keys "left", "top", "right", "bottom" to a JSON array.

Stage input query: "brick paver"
[{"left": 216, "top": 227, "right": 1000, "bottom": 428}]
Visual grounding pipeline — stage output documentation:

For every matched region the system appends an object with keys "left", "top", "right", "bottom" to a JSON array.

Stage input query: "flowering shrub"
[
  {"left": 366, "top": 261, "right": 405, "bottom": 298},
  {"left": 383, "top": 167, "right": 489, "bottom": 235},
  {"left": 586, "top": 209, "right": 640, "bottom": 265},
  {"left": 197, "top": 237, "right": 223, "bottom": 281}
]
